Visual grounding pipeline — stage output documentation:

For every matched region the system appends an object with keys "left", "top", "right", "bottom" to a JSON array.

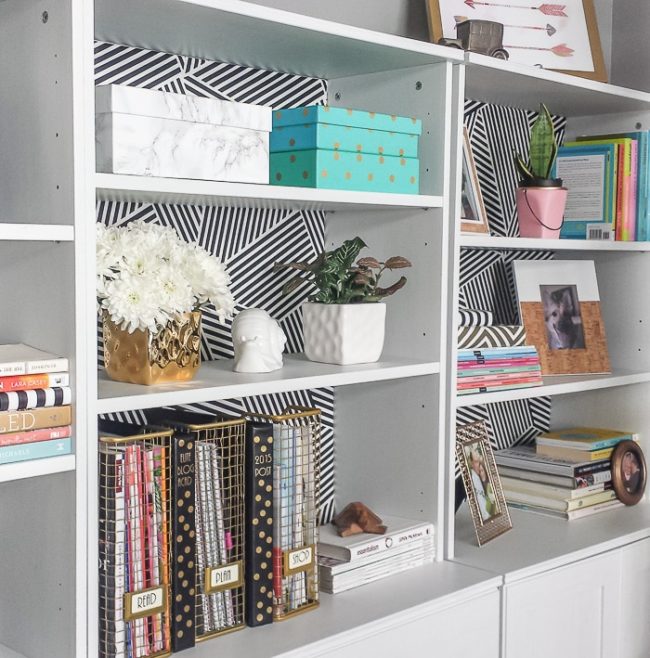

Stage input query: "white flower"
[
  {"left": 102, "top": 274, "right": 167, "bottom": 334},
  {"left": 97, "top": 219, "right": 235, "bottom": 333}
]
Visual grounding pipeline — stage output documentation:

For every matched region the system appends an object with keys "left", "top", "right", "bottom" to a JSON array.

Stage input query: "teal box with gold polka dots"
[
  {"left": 272, "top": 105, "right": 421, "bottom": 135},
  {"left": 270, "top": 149, "right": 419, "bottom": 194},
  {"left": 271, "top": 123, "right": 419, "bottom": 158},
  {"left": 270, "top": 105, "right": 421, "bottom": 159}
]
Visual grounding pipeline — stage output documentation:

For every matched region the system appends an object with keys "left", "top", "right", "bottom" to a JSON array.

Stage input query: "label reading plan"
[
  {"left": 284, "top": 545, "right": 315, "bottom": 576},
  {"left": 124, "top": 586, "right": 165, "bottom": 621},
  {"left": 205, "top": 560, "right": 243, "bottom": 594}
]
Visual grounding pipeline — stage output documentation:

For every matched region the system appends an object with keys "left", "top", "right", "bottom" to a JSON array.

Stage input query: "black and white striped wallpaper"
[
  {"left": 95, "top": 41, "right": 336, "bottom": 523},
  {"left": 457, "top": 101, "right": 563, "bottom": 456}
]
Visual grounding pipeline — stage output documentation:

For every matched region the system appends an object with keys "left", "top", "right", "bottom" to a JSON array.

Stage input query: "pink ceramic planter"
[{"left": 516, "top": 186, "right": 568, "bottom": 238}]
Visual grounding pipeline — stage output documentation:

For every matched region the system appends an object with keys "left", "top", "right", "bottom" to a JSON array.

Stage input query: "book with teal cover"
[
  {"left": 0, "top": 436, "right": 71, "bottom": 464},
  {"left": 574, "top": 131, "right": 649, "bottom": 241},
  {"left": 555, "top": 143, "right": 616, "bottom": 239}
]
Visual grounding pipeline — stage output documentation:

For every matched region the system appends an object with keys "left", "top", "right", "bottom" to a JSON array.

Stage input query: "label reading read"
[
  {"left": 284, "top": 545, "right": 315, "bottom": 576},
  {"left": 124, "top": 586, "right": 165, "bottom": 621},
  {"left": 205, "top": 560, "right": 243, "bottom": 594}
]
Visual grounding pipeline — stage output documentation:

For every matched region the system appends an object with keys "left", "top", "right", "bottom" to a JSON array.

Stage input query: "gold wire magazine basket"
[
  {"left": 98, "top": 420, "right": 173, "bottom": 658},
  {"left": 149, "top": 410, "right": 246, "bottom": 644},
  {"left": 248, "top": 407, "right": 321, "bottom": 621}
]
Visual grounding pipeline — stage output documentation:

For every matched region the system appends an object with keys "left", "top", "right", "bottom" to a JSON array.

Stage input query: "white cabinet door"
[
  {"left": 619, "top": 538, "right": 650, "bottom": 658},
  {"left": 309, "top": 590, "right": 500, "bottom": 658},
  {"left": 504, "top": 552, "right": 622, "bottom": 658}
]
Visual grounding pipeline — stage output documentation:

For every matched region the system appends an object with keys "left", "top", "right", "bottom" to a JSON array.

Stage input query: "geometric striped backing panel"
[
  {"left": 457, "top": 100, "right": 559, "bottom": 472},
  {"left": 95, "top": 40, "right": 336, "bottom": 523}
]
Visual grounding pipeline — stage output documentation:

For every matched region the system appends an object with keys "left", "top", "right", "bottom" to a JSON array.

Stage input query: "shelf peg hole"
[
  {"left": 334, "top": 92, "right": 341, "bottom": 101},
  {"left": 415, "top": 81, "right": 423, "bottom": 91},
  {"left": 42, "top": 11, "right": 49, "bottom": 23},
  {"left": 636, "top": 122, "right": 643, "bottom": 130}
]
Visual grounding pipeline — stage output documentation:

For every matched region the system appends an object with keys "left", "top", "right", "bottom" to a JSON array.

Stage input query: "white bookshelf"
[
  {"left": 0, "top": 224, "right": 74, "bottom": 242},
  {"left": 95, "top": 173, "right": 444, "bottom": 212},
  {"left": 0, "top": 455, "right": 76, "bottom": 484},
  {"left": 455, "top": 369, "right": 650, "bottom": 407},
  {"left": 459, "top": 234, "right": 650, "bottom": 252},
  {"left": 97, "top": 356, "right": 440, "bottom": 414},
  {"left": 1, "top": 0, "right": 650, "bottom": 656}
]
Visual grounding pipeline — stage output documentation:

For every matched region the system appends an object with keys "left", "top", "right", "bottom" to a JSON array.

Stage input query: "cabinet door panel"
[
  {"left": 313, "top": 591, "right": 500, "bottom": 658},
  {"left": 619, "top": 538, "right": 650, "bottom": 658},
  {"left": 504, "top": 552, "right": 622, "bottom": 658}
]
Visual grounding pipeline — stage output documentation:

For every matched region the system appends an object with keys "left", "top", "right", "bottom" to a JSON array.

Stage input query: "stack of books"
[
  {"left": 0, "top": 343, "right": 71, "bottom": 464},
  {"left": 495, "top": 427, "right": 636, "bottom": 520},
  {"left": 556, "top": 130, "right": 649, "bottom": 241},
  {"left": 318, "top": 515, "right": 435, "bottom": 594},
  {"left": 457, "top": 345, "right": 543, "bottom": 396}
]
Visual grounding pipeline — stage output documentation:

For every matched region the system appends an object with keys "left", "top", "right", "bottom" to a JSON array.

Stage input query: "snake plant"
[
  {"left": 514, "top": 103, "right": 561, "bottom": 186},
  {"left": 273, "top": 237, "right": 411, "bottom": 304}
]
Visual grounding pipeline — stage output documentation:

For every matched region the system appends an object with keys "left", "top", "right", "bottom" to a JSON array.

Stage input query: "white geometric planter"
[{"left": 302, "top": 302, "right": 386, "bottom": 365}]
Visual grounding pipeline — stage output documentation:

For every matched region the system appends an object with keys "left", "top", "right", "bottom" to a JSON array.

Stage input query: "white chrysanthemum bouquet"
[{"left": 97, "top": 220, "right": 235, "bottom": 333}]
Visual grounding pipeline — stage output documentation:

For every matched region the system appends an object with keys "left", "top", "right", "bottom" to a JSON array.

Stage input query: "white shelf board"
[
  {"left": 95, "top": 174, "right": 443, "bottom": 212},
  {"left": 181, "top": 561, "right": 500, "bottom": 658},
  {"left": 0, "top": 643, "right": 27, "bottom": 658},
  {"left": 95, "top": 0, "right": 462, "bottom": 79},
  {"left": 460, "top": 234, "right": 650, "bottom": 252},
  {"left": 97, "top": 354, "right": 440, "bottom": 414},
  {"left": 0, "top": 223, "right": 73, "bottom": 242},
  {"left": 456, "top": 369, "right": 650, "bottom": 407},
  {"left": 454, "top": 502, "right": 650, "bottom": 583},
  {"left": 0, "top": 454, "right": 75, "bottom": 484},
  {"left": 464, "top": 52, "right": 650, "bottom": 116}
]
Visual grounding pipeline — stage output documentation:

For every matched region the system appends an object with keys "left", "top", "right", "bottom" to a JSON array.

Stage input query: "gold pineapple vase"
[{"left": 103, "top": 311, "right": 202, "bottom": 385}]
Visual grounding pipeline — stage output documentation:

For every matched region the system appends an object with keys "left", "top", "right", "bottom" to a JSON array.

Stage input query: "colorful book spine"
[
  {"left": 0, "top": 436, "right": 71, "bottom": 464},
  {"left": 0, "top": 424, "right": 71, "bottom": 447},
  {"left": 457, "top": 346, "right": 538, "bottom": 359},
  {"left": 628, "top": 139, "right": 638, "bottom": 241},
  {"left": 0, "top": 386, "right": 71, "bottom": 412},
  {"left": 536, "top": 445, "right": 615, "bottom": 462},
  {"left": 457, "top": 370, "right": 542, "bottom": 385},
  {"left": 170, "top": 434, "right": 196, "bottom": 652},
  {"left": 244, "top": 420, "right": 275, "bottom": 627},
  {"left": 0, "top": 405, "right": 71, "bottom": 434},
  {"left": 457, "top": 359, "right": 541, "bottom": 370},
  {"left": 458, "top": 380, "right": 543, "bottom": 395},
  {"left": 0, "top": 372, "right": 69, "bottom": 392}
]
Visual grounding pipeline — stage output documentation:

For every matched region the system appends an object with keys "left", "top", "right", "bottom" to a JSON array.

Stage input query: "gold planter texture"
[{"left": 103, "top": 311, "right": 202, "bottom": 385}]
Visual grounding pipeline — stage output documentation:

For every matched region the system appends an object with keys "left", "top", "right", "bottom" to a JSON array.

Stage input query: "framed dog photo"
[
  {"left": 513, "top": 259, "right": 611, "bottom": 375},
  {"left": 460, "top": 127, "right": 490, "bottom": 234},
  {"left": 611, "top": 440, "right": 647, "bottom": 506},
  {"left": 456, "top": 421, "right": 512, "bottom": 546}
]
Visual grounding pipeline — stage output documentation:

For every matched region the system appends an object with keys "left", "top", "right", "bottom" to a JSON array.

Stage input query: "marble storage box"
[
  {"left": 271, "top": 149, "right": 419, "bottom": 194},
  {"left": 95, "top": 85, "right": 272, "bottom": 183}
]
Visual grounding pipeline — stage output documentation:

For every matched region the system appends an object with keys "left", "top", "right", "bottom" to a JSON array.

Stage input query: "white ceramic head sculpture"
[{"left": 232, "top": 308, "right": 287, "bottom": 373}]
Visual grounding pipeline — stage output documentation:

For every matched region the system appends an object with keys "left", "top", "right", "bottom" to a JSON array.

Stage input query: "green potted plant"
[
  {"left": 273, "top": 237, "right": 411, "bottom": 364},
  {"left": 513, "top": 103, "right": 567, "bottom": 238}
]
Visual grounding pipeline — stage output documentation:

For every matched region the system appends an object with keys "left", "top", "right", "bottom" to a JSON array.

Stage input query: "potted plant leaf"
[
  {"left": 274, "top": 237, "right": 411, "bottom": 365},
  {"left": 513, "top": 103, "right": 567, "bottom": 238}
]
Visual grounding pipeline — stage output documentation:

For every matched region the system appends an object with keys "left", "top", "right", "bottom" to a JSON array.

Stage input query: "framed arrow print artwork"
[{"left": 427, "top": 0, "right": 607, "bottom": 81}]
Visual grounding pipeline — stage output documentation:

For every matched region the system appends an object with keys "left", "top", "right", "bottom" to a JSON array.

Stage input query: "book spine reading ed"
[
  {"left": 0, "top": 405, "right": 72, "bottom": 434},
  {"left": 244, "top": 420, "right": 275, "bottom": 627}
]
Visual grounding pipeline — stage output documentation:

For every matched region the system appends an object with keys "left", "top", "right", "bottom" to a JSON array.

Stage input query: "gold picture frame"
[
  {"left": 611, "top": 440, "right": 647, "bottom": 506},
  {"left": 456, "top": 422, "right": 512, "bottom": 546},
  {"left": 461, "top": 127, "right": 490, "bottom": 234},
  {"left": 427, "top": 0, "right": 607, "bottom": 82}
]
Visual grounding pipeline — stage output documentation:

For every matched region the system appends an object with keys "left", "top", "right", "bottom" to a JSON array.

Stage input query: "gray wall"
[{"left": 611, "top": 0, "right": 650, "bottom": 92}]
